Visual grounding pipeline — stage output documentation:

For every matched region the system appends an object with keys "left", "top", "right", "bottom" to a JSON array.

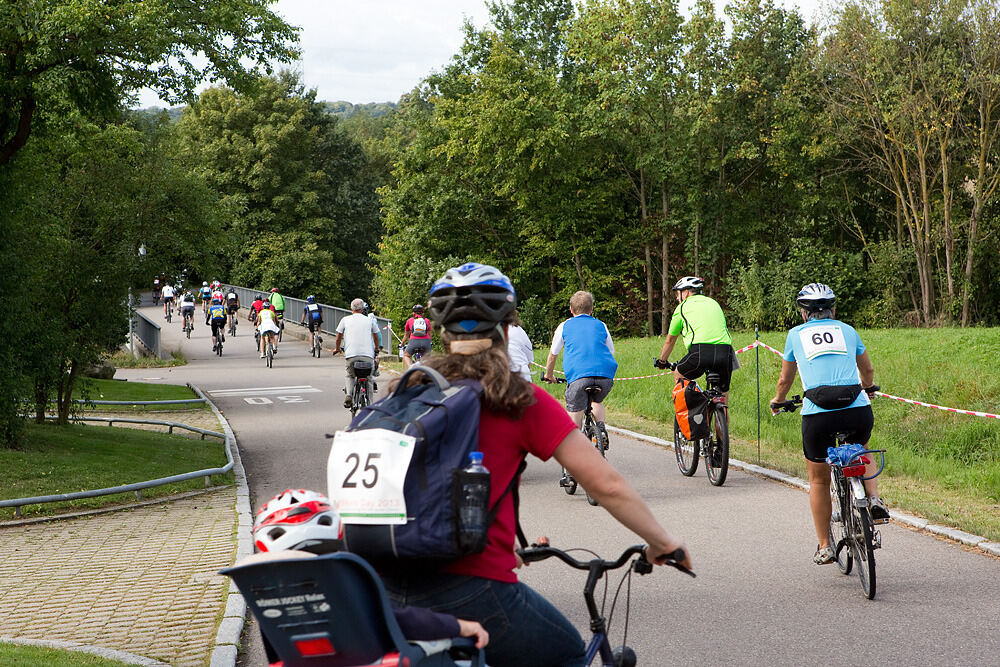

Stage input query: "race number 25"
[{"left": 342, "top": 452, "right": 380, "bottom": 489}]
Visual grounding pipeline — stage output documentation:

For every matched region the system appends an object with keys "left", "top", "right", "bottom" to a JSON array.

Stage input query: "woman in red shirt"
[{"left": 382, "top": 262, "right": 691, "bottom": 667}]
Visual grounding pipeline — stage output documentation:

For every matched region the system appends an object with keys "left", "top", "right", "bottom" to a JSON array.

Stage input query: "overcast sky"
[{"left": 135, "top": 0, "right": 826, "bottom": 108}]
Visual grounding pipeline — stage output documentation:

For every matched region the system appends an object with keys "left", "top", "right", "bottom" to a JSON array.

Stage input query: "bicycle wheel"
[
  {"left": 350, "top": 385, "right": 360, "bottom": 417},
  {"left": 278, "top": 320, "right": 284, "bottom": 342},
  {"left": 266, "top": 343, "right": 274, "bottom": 368},
  {"left": 705, "top": 406, "right": 729, "bottom": 487},
  {"left": 316, "top": 335, "right": 322, "bottom": 358},
  {"left": 673, "top": 418, "right": 699, "bottom": 476},
  {"left": 583, "top": 418, "right": 603, "bottom": 506},
  {"left": 217, "top": 340, "right": 223, "bottom": 356},
  {"left": 830, "top": 474, "right": 853, "bottom": 574},
  {"left": 850, "top": 503, "right": 877, "bottom": 599}
]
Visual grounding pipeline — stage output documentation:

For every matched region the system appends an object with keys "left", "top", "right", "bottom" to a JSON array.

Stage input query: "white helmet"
[
  {"left": 203, "top": 281, "right": 208, "bottom": 287},
  {"left": 671, "top": 276, "right": 704, "bottom": 292},
  {"left": 253, "top": 489, "right": 343, "bottom": 554},
  {"left": 796, "top": 283, "right": 836, "bottom": 311}
]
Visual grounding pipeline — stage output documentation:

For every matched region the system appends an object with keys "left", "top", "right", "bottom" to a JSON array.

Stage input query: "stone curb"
[
  {"left": 606, "top": 424, "right": 999, "bottom": 560},
  {"left": 188, "top": 384, "right": 253, "bottom": 667},
  {"left": 0, "top": 636, "right": 169, "bottom": 666}
]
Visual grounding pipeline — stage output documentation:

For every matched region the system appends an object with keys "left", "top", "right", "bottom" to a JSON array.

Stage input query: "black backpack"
[{"left": 330, "top": 366, "right": 525, "bottom": 567}]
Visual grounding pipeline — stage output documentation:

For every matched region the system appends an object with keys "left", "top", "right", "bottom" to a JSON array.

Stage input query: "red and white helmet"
[{"left": 253, "top": 489, "right": 343, "bottom": 554}]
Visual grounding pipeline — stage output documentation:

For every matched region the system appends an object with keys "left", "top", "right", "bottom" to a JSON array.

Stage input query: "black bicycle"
[
  {"left": 547, "top": 379, "right": 609, "bottom": 506},
  {"left": 228, "top": 310, "right": 238, "bottom": 337},
  {"left": 182, "top": 310, "right": 194, "bottom": 339},
  {"left": 656, "top": 360, "right": 729, "bottom": 486},
  {"left": 348, "top": 358, "right": 374, "bottom": 416},
  {"left": 773, "top": 394, "right": 887, "bottom": 599},
  {"left": 517, "top": 540, "right": 693, "bottom": 666}
]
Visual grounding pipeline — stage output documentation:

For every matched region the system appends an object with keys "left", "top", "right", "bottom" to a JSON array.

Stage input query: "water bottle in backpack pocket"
[{"left": 454, "top": 452, "right": 490, "bottom": 553}]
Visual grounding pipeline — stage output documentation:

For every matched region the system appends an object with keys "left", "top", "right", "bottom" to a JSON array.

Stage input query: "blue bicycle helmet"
[
  {"left": 428, "top": 262, "right": 516, "bottom": 333},
  {"left": 307, "top": 295, "right": 316, "bottom": 304},
  {"left": 796, "top": 283, "right": 836, "bottom": 311}
]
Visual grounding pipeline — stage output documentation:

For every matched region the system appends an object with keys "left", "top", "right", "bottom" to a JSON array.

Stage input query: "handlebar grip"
[
  {"left": 663, "top": 548, "right": 696, "bottom": 578},
  {"left": 516, "top": 548, "right": 549, "bottom": 564},
  {"left": 864, "top": 384, "right": 880, "bottom": 395}
]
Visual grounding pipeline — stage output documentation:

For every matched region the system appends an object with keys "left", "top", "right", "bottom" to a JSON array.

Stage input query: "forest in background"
[{"left": 3, "top": 0, "right": 1000, "bottom": 445}]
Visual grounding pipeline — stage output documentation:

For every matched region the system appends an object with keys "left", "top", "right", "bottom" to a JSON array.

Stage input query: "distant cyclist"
[
  {"left": 152, "top": 275, "right": 163, "bottom": 304},
  {"left": 161, "top": 282, "right": 175, "bottom": 319},
  {"left": 401, "top": 304, "right": 432, "bottom": 367},
  {"left": 206, "top": 296, "right": 227, "bottom": 353},
  {"left": 249, "top": 293, "right": 264, "bottom": 324},
  {"left": 301, "top": 295, "right": 324, "bottom": 350},
  {"left": 179, "top": 291, "right": 197, "bottom": 330},
  {"left": 506, "top": 310, "right": 533, "bottom": 382},
  {"left": 543, "top": 291, "right": 617, "bottom": 434},
  {"left": 225, "top": 286, "right": 241, "bottom": 329},
  {"left": 334, "top": 298, "right": 380, "bottom": 409},
  {"left": 655, "top": 276, "right": 737, "bottom": 398},
  {"left": 256, "top": 298, "right": 280, "bottom": 358},
  {"left": 199, "top": 282, "right": 212, "bottom": 313},
  {"left": 269, "top": 287, "right": 286, "bottom": 350},
  {"left": 770, "top": 283, "right": 886, "bottom": 565}
]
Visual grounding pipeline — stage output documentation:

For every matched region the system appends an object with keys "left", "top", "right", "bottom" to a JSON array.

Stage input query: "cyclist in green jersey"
[{"left": 655, "top": 276, "right": 738, "bottom": 395}]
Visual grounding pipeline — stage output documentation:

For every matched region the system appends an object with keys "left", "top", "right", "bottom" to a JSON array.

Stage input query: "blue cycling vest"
[
  {"left": 209, "top": 304, "right": 226, "bottom": 321},
  {"left": 561, "top": 315, "right": 617, "bottom": 383}
]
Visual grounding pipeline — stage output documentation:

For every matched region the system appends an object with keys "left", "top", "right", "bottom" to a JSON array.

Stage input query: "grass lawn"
[
  {"left": 105, "top": 348, "right": 186, "bottom": 368},
  {"left": 0, "top": 644, "right": 132, "bottom": 667},
  {"left": 0, "top": 422, "right": 233, "bottom": 520},
  {"left": 538, "top": 327, "right": 1000, "bottom": 542},
  {"left": 71, "top": 378, "right": 210, "bottom": 414}
]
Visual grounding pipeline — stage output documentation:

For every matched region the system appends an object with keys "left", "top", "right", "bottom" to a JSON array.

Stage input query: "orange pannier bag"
[{"left": 672, "top": 378, "right": 710, "bottom": 441}]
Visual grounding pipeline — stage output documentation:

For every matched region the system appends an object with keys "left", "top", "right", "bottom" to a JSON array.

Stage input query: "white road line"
[
  {"left": 211, "top": 388, "right": 322, "bottom": 397},
  {"left": 209, "top": 385, "right": 313, "bottom": 394}
]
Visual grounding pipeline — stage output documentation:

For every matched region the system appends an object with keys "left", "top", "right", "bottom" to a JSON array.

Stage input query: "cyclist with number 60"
[
  {"left": 769, "top": 283, "right": 888, "bottom": 566},
  {"left": 382, "top": 262, "right": 691, "bottom": 667}
]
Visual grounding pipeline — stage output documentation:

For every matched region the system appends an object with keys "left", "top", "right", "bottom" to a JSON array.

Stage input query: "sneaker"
[
  {"left": 870, "top": 496, "right": 890, "bottom": 522},
  {"left": 373, "top": 382, "right": 378, "bottom": 391},
  {"left": 212, "top": 343, "right": 217, "bottom": 352},
  {"left": 260, "top": 353, "right": 265, "bottom": 359},
  {"left": 344, "top": 396, "right": 352, "bottom": 409},
  {"left": 813, "top": 545, "right": 836, "bottom": 565}
]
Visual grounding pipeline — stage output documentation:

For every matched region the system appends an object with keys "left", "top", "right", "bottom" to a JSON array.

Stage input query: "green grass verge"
[
  {"left": 72, "top": 378, "right": 209, "bottom": 414},
  {"left": 538, "top": 327, "right": 1000, "bottom": 542},
  {"left": 106, "top": 347, "right": 187, "bottom": 368},
  {"left": 0, "top": 644, "right": 132, "bottom": 667},
  {"left": 0, "top": 422, "right": 233, "bottom": 520}
]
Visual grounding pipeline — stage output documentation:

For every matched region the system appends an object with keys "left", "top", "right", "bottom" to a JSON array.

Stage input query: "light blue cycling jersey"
[{"left": 782, "top": 318, "right": 869, "bottom": 416}]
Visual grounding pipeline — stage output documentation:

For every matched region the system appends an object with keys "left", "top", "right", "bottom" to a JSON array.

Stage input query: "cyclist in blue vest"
[
  {"left": 769, "top": 283, "right": 886, "bottom": 565},
  {"left": 206, "top": 297, "right": 228, "bottom": 353},
  {"left": 300, "top": 295, "right": 324, "bottom": 350},
  {"left": 543, "top": 291, "right": 618, "bottom": 439}
]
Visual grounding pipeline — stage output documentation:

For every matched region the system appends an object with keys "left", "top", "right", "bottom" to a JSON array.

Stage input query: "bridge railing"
[
  {"left": 224, "top": 285, "right": 392, "bottom": 348},
  {"left": 132, "top": 309, "right": 162, "bottom": 358}
]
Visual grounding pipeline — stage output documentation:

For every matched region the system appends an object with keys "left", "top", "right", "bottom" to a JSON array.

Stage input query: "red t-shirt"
[
  {"left": 405, "top": 316, "right": 432, "bottom": 339},
  {"left": 443, "top": 385, "right": 575, "bottom": 583}
]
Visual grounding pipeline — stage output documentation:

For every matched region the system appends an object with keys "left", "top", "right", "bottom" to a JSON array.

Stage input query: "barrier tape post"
[{"left": 755, "top": 327, "right": 761, "bottom": 465}]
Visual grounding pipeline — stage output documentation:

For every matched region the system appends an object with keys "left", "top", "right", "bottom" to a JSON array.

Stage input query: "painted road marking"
[
  {"left": 210, "top": 385, "right": 316, "bottom": 393},
  {"left": 243, "top": 396, "right": 313, "bottom": 405},
  {"left": 210, "top": 385, "right": 322, "bottom": 397}
]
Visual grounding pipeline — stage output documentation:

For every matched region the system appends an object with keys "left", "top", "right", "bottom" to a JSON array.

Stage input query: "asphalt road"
[{"left": 123, "top": 302, "right": 1000, "bottom": 666}]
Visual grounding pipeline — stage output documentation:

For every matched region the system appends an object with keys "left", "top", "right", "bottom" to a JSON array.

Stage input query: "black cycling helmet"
[
  {"left": 671, "top": 276, "right": 704, "bottom": 292},
  {"left": 796, "top": 283, "right": 836, "bottom": 311},
  {"left": 428, "top": 262, "right": 516, "bottom": 334},
  {"left": 412, "top": 304, "right": 424, "bottom": 314}
]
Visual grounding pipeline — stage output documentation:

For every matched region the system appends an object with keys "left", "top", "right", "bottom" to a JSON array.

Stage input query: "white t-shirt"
[
  {"left": 337, "top": 313, "right": 379, "bottom": 359},
  {"left": 161, "top": 284, "right": 175, "bottom": 299},
  {"left": 507, "top": 325, "right": 534, "bottom": 382}
]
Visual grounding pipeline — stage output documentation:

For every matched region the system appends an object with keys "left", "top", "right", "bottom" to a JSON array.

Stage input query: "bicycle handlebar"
[
  {"left": 541, "top": 376, "right": 567, "bottom": 384},
  {"left": 653, "top": 358, "right": 676, "bottom": 370},
  {"left": 517, "top": 543, "right": 695, "bottom": 578},
  {"left": 771, "top": 384, "right": 882, "bottom": 414}
]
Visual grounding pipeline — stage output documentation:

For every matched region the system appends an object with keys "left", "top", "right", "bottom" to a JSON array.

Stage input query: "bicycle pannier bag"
[
  {"left": 412, "top": 317, "right": 428, "bottom": 336},
  {"left": 804, "top": 384, "right": 862, "bottom": 410},
  {"left": 673, "top": 378, "right": 710, "bottom": 442},
  {"left": 329, "top": 365, "right": 524, "bottom": 566}
]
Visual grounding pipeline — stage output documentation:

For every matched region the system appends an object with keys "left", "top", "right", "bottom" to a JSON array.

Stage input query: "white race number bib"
[
  {"left": 799, "top": 325, "right": 848, "bottom": 360},
  {"left": 327, "top": 428, "right": 415, "bottom": 525}
]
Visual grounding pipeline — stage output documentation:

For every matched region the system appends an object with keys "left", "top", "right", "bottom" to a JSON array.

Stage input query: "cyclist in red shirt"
[
  {"left": 401, "top": 304, "right": 432, "bottom": 367},
  {"left": 381, "top": 262, "right": 691, "bottom": 667}
]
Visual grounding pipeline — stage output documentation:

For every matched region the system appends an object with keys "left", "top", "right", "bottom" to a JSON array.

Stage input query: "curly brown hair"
[{"left": 391, "top": 326, "right": 535, "bottom": 418}]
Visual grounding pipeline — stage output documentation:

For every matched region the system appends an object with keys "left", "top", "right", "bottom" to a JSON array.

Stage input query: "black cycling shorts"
[
  {"left": 163, "top": 296, "right": 174, "bottom": 303},
  {"left": 227, "top": 304, "right": 239, "bottom": 315},
  {"left": 210, "top": 319, "right": 226, "bottom": 337},
  {"left": 307, "top": 320, "right": 323, "bottom": 333},
  {"left": 801, "top": 405, "right": 874, "bottom": 463},
  {"left": 675, "top": 343, "right": 734, "bottom": 392}
]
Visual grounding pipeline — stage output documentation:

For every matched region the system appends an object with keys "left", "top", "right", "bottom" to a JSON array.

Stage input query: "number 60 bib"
[
  {"left": 327, "top": 428, "right": 416, "bottom": 525},
  {"left": 799, "top": 324, "right": 848, "bottom": 360}
]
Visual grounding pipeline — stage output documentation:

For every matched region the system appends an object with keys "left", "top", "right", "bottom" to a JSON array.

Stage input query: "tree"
[{"left": 0, "top": 0, "right": 298, "bottom": 165}]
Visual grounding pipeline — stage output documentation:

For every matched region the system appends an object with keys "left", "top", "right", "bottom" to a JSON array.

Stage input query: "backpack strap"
[
  {"left": 485, "top": 457, "right": 529, "bottom": 549},
  {"left": 393, "top": 365, "right": 451, "bottom": 395}
]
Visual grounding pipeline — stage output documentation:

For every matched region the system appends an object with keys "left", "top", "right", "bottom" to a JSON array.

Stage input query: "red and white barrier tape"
[
  {"left": 873, "top": 392, "right": 999, "bottom": 420},
  {"left": 532, "top": 343, "right": 997, "bottom": 419}
]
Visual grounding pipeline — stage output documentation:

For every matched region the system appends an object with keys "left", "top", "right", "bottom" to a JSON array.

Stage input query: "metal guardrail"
[
  {"left": 0, "top": 417, "right": 232, "bottom": 518},
  {"left": 133, "top": 309, "right": 162, "bottom": 358},
  {"left": 225, "top": 284, "right": 392, "bottom": 349},
  {"left": 73, "top": 399, "right": 207, "bottom": 406}
]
